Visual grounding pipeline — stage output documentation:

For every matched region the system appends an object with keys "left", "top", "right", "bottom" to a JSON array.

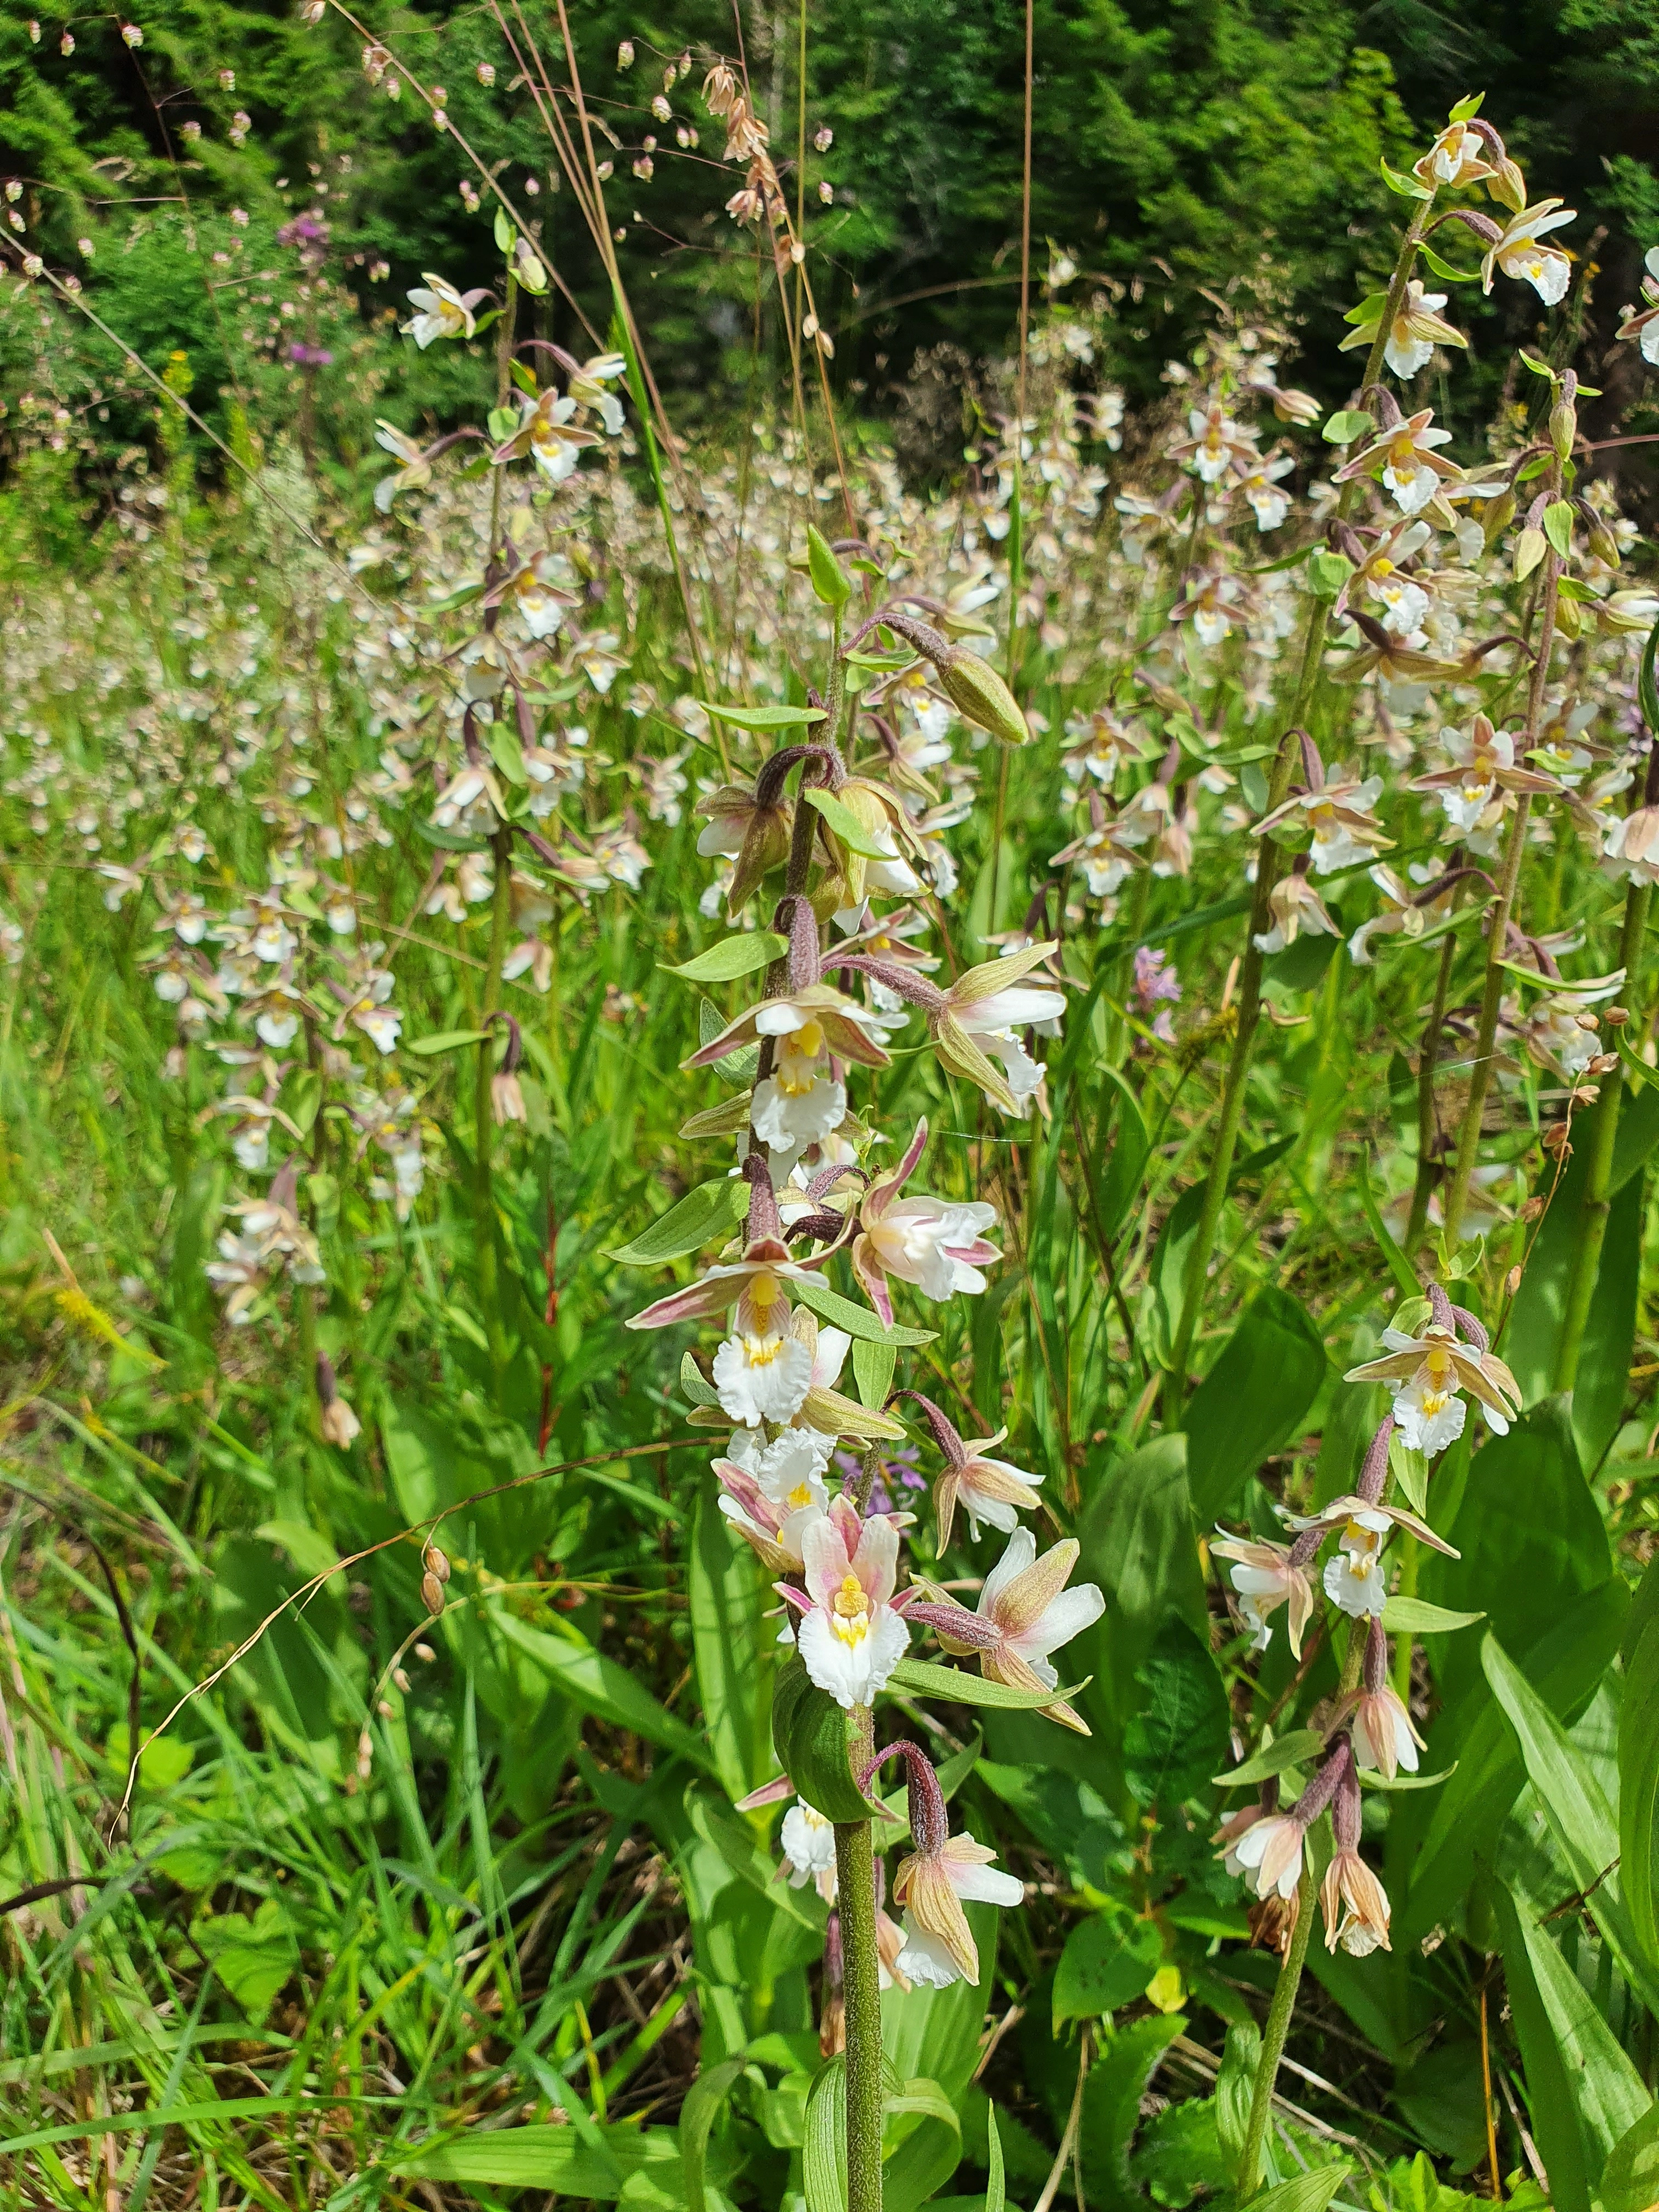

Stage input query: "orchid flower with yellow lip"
[
  {"left": 1166, "top": 399, "right": 1260, "bottom": 486},
  {"left": 1251, "top": 869, "right": 1339, "bottom": 956},
  {"left": 372, "top": 420, "right": 433, "bottom": 510},
  {"left": 714, "top": 1452, "right": 827, "bottom": 1575},
  {"left": 1052, "top": 808, "right": 1146, "bottom": 902},
  {"left": 1339, "top": 279, "right": 1467, "bottom": 381},
  {"left": 1481, "top": 199, "right": 1576, "bottom": 306},
  {"left": 1334, "top": 407, "right": 1463, "bottom": 519},
  {"left": 1347, "top": 864, "right": 1431, "bottom": 967},
  {"left": 401, "top": 272, "right": 487, "bottom": 347},
  {"left": 1342, "top": 1297, "right": 1522, "bottom": 1445},
  {"left": 1255, "top": 775, "right": 1393, "bottom": 876},
  {"left": 491, "top": 387, "right": 602, "bottom": 484},
  {"left": 686, "top": 981, "right": 893, "bottom": 1076},
  {"left": 926, "top": 940, "right": 1066, "bottom": 1118},
  {"left": 1409, "top": 713, "right": 1561, "bottom": 834},
  {"left": 1413, "top": 117, "right": 1497, "bottom": 193},
  {"left": 778, "top": 1495, "right": 913, "bottom": 1710}
]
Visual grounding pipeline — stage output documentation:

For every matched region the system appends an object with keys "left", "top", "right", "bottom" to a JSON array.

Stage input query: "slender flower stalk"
[
  {"left": 1441, "top": 443, "right": 1567, "bottom": 1248},
  {"left": 1166, "top": 191, "right": 1437, "bottom": 1406},
  {"left": 475, "top": 821, "right": 515, "bottom": 1387},
  {"left": 834, "top": 1814, "right": 884, "bottom": 2212}
]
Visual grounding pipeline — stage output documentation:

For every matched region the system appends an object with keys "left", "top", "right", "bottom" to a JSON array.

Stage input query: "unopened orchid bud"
[
  {"left": 1506, "top": 1265, "right": 1524, "bottom": 1297},
  {"left": 1515, "top": 527, "right": 1547, "bottom": 582},
  {"left": 617, "top": 38, "right": 635, "bottom": 66},
  {"left": 1554, "top": 592, "right": 1582, "bottom": 642},
  {"left": 1482, "top": 489, "right": 1515, "bottom": 548},
  {"left": 935, "top": 648, "right": 1030, "bottom": 747},
  {"left": 1585, "top": 513, "right": 1621, "bottom": 566},
  {"left": 1488, "top": 155, "right": 1527, "bottom": 212},
  {"left": 1549, "top": 398, "right": 1577, "bottom": 460},
  {"left": 1606, "top": 1006, "right": 1630, "bottom": 1027}
]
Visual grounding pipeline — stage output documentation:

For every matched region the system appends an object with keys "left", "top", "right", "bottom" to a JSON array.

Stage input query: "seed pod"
[
  {"left": 1583, "top": 516, "right": 1620, "bottom": 567},
  {"left": 1605, "top": 1006, "right": 1630, "bottom": 1028},
  {"left": 1505, "top": 1265, "right": 1524, "bottom": 1298},
  {"left": 935, "top": 649, "right": 1031, "bottom": 747},
  {"left": 1549, "top": 399, "right": 1577, "bottom": 461},
  {"left": 421, "top": 1570, "right": 446, "bottom": 1615},
  {"left": 1482, "top": 489, "right": 1516, "bottom": 548},
  {"left": 423, "top": 1542, "right": 451, "bottom": 1583}
]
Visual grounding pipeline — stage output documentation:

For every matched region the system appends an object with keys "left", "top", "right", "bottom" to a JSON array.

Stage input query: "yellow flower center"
[
  {"left": 777, "top": 1020, "right": 827, "bottom": 1097},
  {"left": 831, "top": 1572, "right": 870, "bottom": 1644},
  {"left": 1371, "top": 557, "right": 1395, "bottom": 580},
  {"left": 787, "top": 1481, "right": 815, "bottom": 1510}
]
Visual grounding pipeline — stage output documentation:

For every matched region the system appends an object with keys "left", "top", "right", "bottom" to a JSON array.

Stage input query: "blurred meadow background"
[{"left": 4, "top": 3, "right": 1659, "bottom": 2210}]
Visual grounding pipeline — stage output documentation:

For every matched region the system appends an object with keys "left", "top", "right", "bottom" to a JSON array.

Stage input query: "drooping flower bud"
[{"left": 848, "top": 611, "right": 1031, "bottom": 746}]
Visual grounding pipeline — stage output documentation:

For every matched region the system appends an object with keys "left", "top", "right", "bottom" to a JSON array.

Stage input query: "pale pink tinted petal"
[
  {"left": 802, "top": 1515, "right": 851, "bottom": 1607},
  {"left": 854, "top": 1513, "right": 900, "bottom": 1604}
]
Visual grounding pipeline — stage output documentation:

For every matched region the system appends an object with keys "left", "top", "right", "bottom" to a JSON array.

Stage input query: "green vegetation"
[{"left": 3, "top": 15, "right": 1659, "bottom": 2212}]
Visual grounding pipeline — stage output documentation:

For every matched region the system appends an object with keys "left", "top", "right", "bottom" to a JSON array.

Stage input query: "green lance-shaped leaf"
[
  {"left": 607, "top": 1177, "right": 747, "bottom": 1266},
  {"left": 667, "top": 930, "right": 788, "bottom": 982},
  {"left": 805, "top": 523, "right": 853, "bottom": 608}
]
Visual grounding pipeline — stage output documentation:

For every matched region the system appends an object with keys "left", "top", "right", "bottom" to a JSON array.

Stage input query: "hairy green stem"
[
  {"left": 1236, "top": 1857, "right": 1317, "bottom": 2198},
  {"left": 835, "top": 1802, "right": 883, "bottom": 2212},
  {"left": 1164, "top": 198, "right": 1435, "bottom": 1409},
  {"left": 1554, "top": 877, "right": 1652, "bottom": 1389},
  {"left": 474, "top": 825, "right": 515, "bottom": 1387}
]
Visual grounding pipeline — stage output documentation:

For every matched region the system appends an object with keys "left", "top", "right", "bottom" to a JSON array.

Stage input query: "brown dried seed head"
[
  {"left": 1505, "top": 1265, "right": 1523, "bottom": 1297},
  {"left": 423, "top": 1542, "right": 451, "bottom": 1582},
  {"left": 421, "top": 1571, "right": 446, "bottom": 1615}
]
